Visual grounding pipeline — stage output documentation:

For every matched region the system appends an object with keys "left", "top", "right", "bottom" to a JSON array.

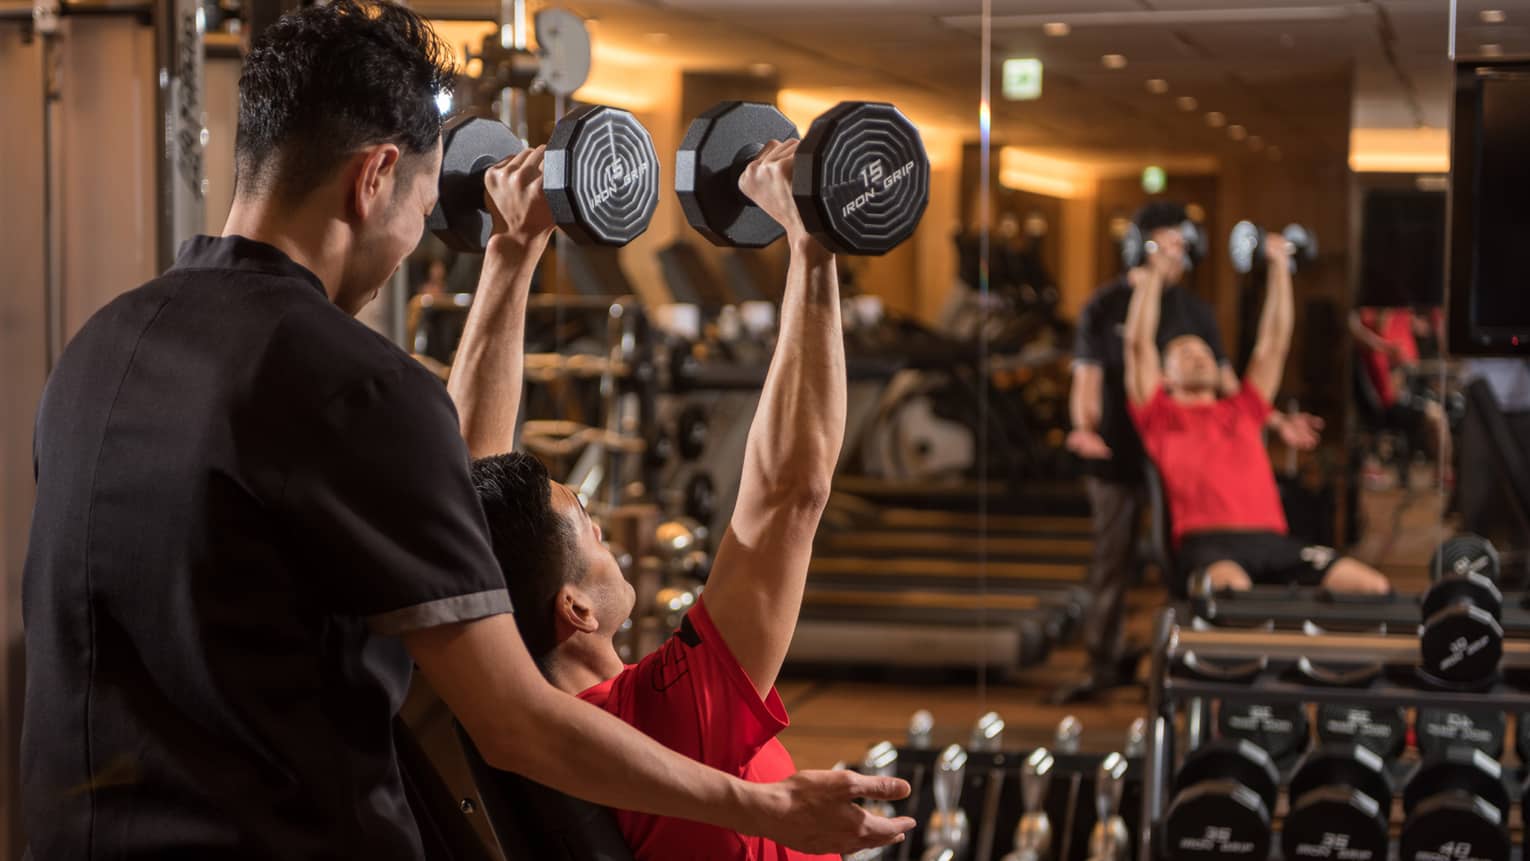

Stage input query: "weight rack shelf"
[
  {"left": 1191, "top": 586, "right": 1530, "bottom": 636},
  {"left": 1142, "top": 605, "right": 1530, "bottom": 861}
]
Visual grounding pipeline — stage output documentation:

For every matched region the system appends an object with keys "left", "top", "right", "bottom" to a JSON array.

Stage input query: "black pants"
[{"left": 1081, "top": 477, "right": 1141, "bottom": 667}]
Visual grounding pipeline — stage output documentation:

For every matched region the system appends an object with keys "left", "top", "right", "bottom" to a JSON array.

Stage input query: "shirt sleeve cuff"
[{"left": 366, "top": 588, "right": 514, "bottom": 636}]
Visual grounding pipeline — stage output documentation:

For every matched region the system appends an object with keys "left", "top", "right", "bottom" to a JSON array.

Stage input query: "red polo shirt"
[
  {"left": 578, "top": 597, "right": 836, "bottom": 861},
  {"left": 1130, "top": 380, "right": 1288, "bottom": 543}
]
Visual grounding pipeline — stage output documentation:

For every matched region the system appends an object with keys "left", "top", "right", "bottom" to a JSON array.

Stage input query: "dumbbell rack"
[
  {"left": 1189, "top": 585, "right": 1530, "bottom": 635},
  {"left": 1141, "top": 605, "right": 1530, "bottom": 861}
]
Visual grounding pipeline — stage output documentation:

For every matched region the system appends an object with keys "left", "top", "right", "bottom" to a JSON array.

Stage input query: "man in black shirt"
[
  {"left": 1053, "top": 202, "right": 1320, "bottom": 702},
  {"left": 20, "top": 2, "right": 911, "bottom": 857}
]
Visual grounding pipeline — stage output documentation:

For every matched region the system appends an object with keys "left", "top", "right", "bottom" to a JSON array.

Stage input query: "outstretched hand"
[
  {"left": 751, "top": 769, "right": 915, "bottom": 854},
  {"left": 1273, "top": 411, "right": 1324, "bottom": 451}
]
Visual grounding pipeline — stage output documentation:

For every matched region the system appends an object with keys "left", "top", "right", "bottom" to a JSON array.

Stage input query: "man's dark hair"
[
  {"left": 1133, "top": 201, "right": 1189, "bottom": 235},
  {"left": 235, "top": 0, "right": 454, "bottom": 203},
  {"left": 472, "top": 453, "right": 583, "bottom": 664}
]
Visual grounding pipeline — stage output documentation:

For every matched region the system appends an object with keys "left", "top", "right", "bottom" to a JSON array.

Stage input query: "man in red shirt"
[
  {"left": 467, "top": 139, "right": 902, "bottom": 860},
  {"left": 1123, "top": 230, "right": 1391, "bottom": 595}
]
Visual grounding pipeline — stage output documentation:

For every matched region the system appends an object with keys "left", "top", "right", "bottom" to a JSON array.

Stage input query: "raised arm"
[
  {"left": 1122, "top": 266, "right": 1164, "bottom": 406},
  {"left": 700, "top": 139, "right": 845, "bottom": 699},
  {"left": 447, "top": 146, "right": 555, "bottom": 457},
  {"left": 405, "top": 615, "right": 911, "bottom": 853},
  {"left": 1245, "top": 234, "right": 1294, "bottom": 402}
]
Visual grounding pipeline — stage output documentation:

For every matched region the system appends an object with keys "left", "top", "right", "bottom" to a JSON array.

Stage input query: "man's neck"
[
  {"left": 1172, "top": 388, "right": 1218, "bottom": 406},
  {"left": 222, "top": 194, "right": 348, "bottom": 305},
  {"left": 544, "top": 636, "right": 625, "bottom": 695}
]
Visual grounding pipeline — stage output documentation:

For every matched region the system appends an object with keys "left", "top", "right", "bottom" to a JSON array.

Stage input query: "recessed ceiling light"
[
  {"left": 1482, "top": 43, "right": 1504, "bottom": 56},
  {"left": 1102, "top": 53, "right": 1128, "bottom": 70},
  {"left": 1146, "top": 78, "right": 1169, "bottom": 95},
  {"left": 1205, "top": 111, "right": 1226, "bottom": 128},
  {"left": 1176, "top": 95, "right": 1198, "bottom": 112},
  {"left": 1228, "top": 124, "right": 1248, "bottom": 141},
  {"left": 1268, "top": 146, "right": 1283, "bottom": 161},
  {"left": 748, "top": 62, "right": 776, "bottom": 77},
  {"left": 1248, "top": 135, "right": 1265, "bottom": 151},
  {"left": 645, "top": 31, "right": 670, "bottom": 43},
  {"left": 1481, "top": 9, "right": 1507, "bottom": 24},
  {"left": 1043, "top": 21, "right": 1071, "bottom": 37}
]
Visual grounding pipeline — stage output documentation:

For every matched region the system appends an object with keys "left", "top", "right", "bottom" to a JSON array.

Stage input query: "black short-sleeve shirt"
[
  {"left": 22, "top": 236, "right": 512, "bottom": 858},
  {"left": 1073, "top": 277, "right": 1228, "bottom": 484}
]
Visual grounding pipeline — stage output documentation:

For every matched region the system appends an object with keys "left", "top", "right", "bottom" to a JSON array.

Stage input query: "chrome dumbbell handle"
[
  {"left": 1054, "top": 715, "right": 1082, "bottom": 754},
  {"left": 1020, "top": 747, "right": 1055, "bottom": 813},
  {"left": 908, "top": 709, "right": 935, "bottom": 750},
  {"left": 970, "top": 711, "right": 1005, "bottom": 752}
]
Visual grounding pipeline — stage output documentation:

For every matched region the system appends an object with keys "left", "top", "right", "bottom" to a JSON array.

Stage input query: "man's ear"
[
  {"left": 351, "top": 143, "right": 402, "bottom": 221},
  {"left": 554, "top": 584, "right": 600, "bottom": 636}
]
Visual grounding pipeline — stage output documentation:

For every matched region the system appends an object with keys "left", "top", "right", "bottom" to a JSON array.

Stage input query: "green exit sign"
[
  {"left": 1003, "top": 58, "right": 1043, "bottom": 101},
  {"left": 1142, "top": 165, "right": 1166, "bottom": 194}
]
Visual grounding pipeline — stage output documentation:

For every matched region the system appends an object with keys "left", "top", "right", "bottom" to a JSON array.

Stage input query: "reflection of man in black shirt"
[{"left": 20, "top": 2, "right": 910, "bottom": 857}]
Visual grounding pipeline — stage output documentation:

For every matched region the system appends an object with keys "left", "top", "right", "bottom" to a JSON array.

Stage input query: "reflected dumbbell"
[
  {"left": 1401, "top": 747, "right": 1512, "bottom": 861},
  {"left": 921, "top": 744, "right": 970, "bottom": 860},
  {"left": 1163, "top": 739, "right": 1279, "bottom": 860},
  {"left": 1125, "top": 717, "right": 1148, "bottom": 758},
  {"left": 1282, "top": 744, "right": 1393, "bottom": 861},
  {"left": 1054, "top": 716, "right": 1082, "bottom": 755},
  {"left": 909, "top": 709, "right": 935, "bottom": 750},
  {"left": 1001, "top": 747, "right": 1055, "bottom": 861},
  {"left": 970, "top": 712, "right": 1005, "bottom": 752},
  {"left": 1087, "top": 752, "right": 1130, "bottom": 861},
  {"left": 847, "top": 742, "right": 900, "bottom": 861}
]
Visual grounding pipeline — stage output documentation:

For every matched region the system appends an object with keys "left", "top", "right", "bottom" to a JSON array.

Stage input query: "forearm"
[
  {"left": 1122, "top": 277, "right": 1162, "bottom": 399},
  {"left": 738, "top": 238, "right": 845, "bottom": 510},
  {"left": 447, "top": 235, "right": 547, "bottom": 457},
  {"left": 1254, "top": 265, "right": 1294, "bottom": 361},
  {"left": 1070, "top": 366, "right": 1102, "bottom": 431}
]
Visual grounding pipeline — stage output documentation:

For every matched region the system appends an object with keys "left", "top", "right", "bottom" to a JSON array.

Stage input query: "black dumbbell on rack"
[
  {"left": 430, "top": 105, "right": 659, "bottom": 252},
  {"left": 1281, "top": 744, "right": 1393, "bottom": 861},
  {"left": 1400, "top": 746, "right": 1512, "bottom": 861},
  {"left": 675, "top": 100, "right": 929, "bottom": 255},
  {"left": 1162, "top": 739, "right": 1280, "bottom": 860}
]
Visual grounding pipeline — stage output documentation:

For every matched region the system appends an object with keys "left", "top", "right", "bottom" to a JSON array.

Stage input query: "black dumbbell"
[
  {"left": 1298, "top": 620, "right": 1385, "bottom": 688},
  {"left": 1163, "top": 739, "right": 1279, "bottom": 860},
  {"left": 1400, "top": 747, "right": 1512, "bottom": 861},
  {"left": 1432, "top": 534, "right": 1502, "bottom": 582},
  {"left": 1419, "top": 569, "right": 1504, "bottom": 687},
  {"left": 1315, "top": 703, "right": 1408, "bottom": 761},
  {"left": 1217, "top": 700, "right": 1310, "bottom": 766},
  {"left": 1228, "top": 220, "right": 1318, "bottom": 274},
  {"left": 1120, "top": 218, "right": 1208, "bottom": 271},
  {"left": 429, "top": 106, "right": 659, "bottom": 252},
  {"left": 1282, "top": 744, "right": 1393, "bottom": 861},
  {"left": 675, "top": 100, "right": 929, "bottom": 255},
  {"left": 1416, "top": 708, "right": 1506, "bottom": 759}
]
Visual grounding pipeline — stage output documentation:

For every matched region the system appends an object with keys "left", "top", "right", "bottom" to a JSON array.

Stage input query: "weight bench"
[
  {"left": 1141, "top": 459, "right": 1181, "bottom": 597},
  {"left": 453, "top": 723, "right": 636, "bottom": 861},
  {"left": 1460, "top": 378, "right": 1530, "bottom": 577}
]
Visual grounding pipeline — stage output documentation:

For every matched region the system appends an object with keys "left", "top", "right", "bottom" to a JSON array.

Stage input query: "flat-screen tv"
[{"left": 1448, "top": 61, "right": 1530, "bottom": 355}]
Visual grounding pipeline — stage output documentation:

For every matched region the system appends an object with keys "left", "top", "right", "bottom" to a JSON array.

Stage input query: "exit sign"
[{"left": 1003, "top": 58, "right": 1043, "bottom": 101}]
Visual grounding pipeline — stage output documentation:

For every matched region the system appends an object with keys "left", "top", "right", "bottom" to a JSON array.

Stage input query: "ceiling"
[{"left": 415, "top": 0, "right": 1503, "bottom": 167}]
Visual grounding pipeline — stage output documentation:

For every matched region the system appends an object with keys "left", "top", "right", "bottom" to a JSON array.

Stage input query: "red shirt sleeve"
[
  {"left": 1231, "top": 378, "right": 1274, "bottom": 426},
  {"left": 582, "top": 597, "right": 788, "bottom": 775}
]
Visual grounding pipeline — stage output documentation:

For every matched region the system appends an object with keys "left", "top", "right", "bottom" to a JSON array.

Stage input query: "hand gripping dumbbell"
[
  {"left": 970, "top": 711, "right": 1005, "bottom": 753},
  {"left": 676, "top": 100, "right": 930, "bottom": 255},
  {"left": 908, "top": 709, "right": 935, "bottom": 750},
  {"left": 1228, "top": 220, "right": 1318, "bottom": 274},
  {"left": 921, "top": 744, "right": 970, "bottom": 860},
  {"left": 1400, "top": 747, "right": 1512, "bottom": 861},
  {"left": 430, "top": 106, "right": 659, "bottom": 252},
  {"left": 1281, "top": 744, "right": 1393, "bottom": 861},
  {"left": 1087, "top": 752, "right": 1130, "bottom": 861},
  {"left": 1419, "top": 565, "right": 1504, "bottom": 688},
  {"left": 1120, "top": 218, "right": 1208, "bottom": 271},
  {"left": 1001, "top": 747, "right": 1055, "bottom": 861},
  {"left": 1163, "top": 739, "right": 1280, "bottom": 860}
]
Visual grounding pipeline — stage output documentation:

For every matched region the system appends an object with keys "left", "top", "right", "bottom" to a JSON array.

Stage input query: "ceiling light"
[
  {"left": 1268, "top": 146, "right": 1283, "bottom": 161},
  {"left": 1205, "top": 111, "right": 1226, "bottom": 128},
  {"left": 748, "top": 62, "right": 776, "bottom": 77},
  {"left": 1176, "top": 95, "right": 1198, "bottom": 111},
  {"left": 1186, "top": 203, "right": 1206, "bottom": 223},
  {"left": 1481, "top": 9, "right": 1507, "bottom": 24},
  {"left": 644, "top": 31, "right": 670, "bottom": 43},
  {"left": 1228, "top": 124, "right": 1248, "bottom": 141},
  {"left": 1146, "top": 78, "right": 1169, "bottom": 95},
  {"left": 1102, "top": 53, "right": 1128, "bottom": 70},
  {"left": 1043, "top": 21, "right": 1070, "bottom": 37},
  {"left": 1482, "top": 43, "right": 1504, "bottom": 56},
  {"left": 1248, "top": 135, "right": 1265, "bottom": 151}
]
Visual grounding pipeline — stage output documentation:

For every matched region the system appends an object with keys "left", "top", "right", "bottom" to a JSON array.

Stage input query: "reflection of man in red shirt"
[
  {"left": 469, "top": 139, "right": 909, "bottom": 860},
  {"left": 1350, "top": 305, "right": 1453, "bottom": 475},
  {"left": 1123, "top": 232, "right": 1391, "bottom": 595}
]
